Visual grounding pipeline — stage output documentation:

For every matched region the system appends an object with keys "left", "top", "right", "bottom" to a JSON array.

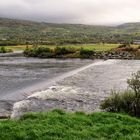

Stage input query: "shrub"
[
  {"left": 101, "top": 71, "right": 140, "bottom": 117},
  {"left": 24, "top": 46, "right": 78, "bottom": 58},
  {"left": 34, "top": 47, "right": 51, "bottom": 56},
  {"left": 24, "top": 46, "right": 52, "bottom": 58},
  {"left": 80, "top": 48, "right": 95, "bottom": 58},
  {"left": 101, "top": 90, "right": 136, "bottom": 113},
  {"left": 0, "top": 46, "right": 12, "bottom": 53},
  {"left": 54, "top": 47, "right": 75, "bottom": 55},
  {"left": 0, "top": 46, "right": 7, "bottom": 53},
  {"left": 127, "top": 71, "right": 140, "bottom": 97}
]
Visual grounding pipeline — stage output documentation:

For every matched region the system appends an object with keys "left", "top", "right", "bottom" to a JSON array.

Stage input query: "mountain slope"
[{"left": 0, "top": 17, "right": 140, "bottom": 45}]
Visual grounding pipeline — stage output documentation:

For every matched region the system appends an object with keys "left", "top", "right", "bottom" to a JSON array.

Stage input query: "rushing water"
[
  {"left": 0, "top": 57, "right": 140, "bottom": 117},
  {"left": 0, "top": 57, "right": 93, "bottom": 100},
  {"left": 11, "top": 59, "right": 140, "bottom": 118}
]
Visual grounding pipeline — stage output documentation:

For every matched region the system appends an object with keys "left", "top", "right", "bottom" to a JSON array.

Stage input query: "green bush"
[
  {"left": 80, "top": 47, "right": 95, "bottom": 58},
  {"left": 127, "top": 71, "right": 140, "bottom": 97},
  {"left": 101, "top": 71, "right": 140, "bottom": 117},
  {"left": 0, "top": 46, "right": 7, "bottom": 53},
  {"left": 24, "top": 46, "right": 52, "bottom": 58},
  {"left": 101, "top": 90, "right": 136, "bottom": 113},
  {"left": 54, "top": 47, "right": 75, "bottom": 55},
  {"left": 24, "top": 46, "right": 78, "bottom": 58},
  {"left": 0, "top": 46, "right": 12, "bottom": 53}
]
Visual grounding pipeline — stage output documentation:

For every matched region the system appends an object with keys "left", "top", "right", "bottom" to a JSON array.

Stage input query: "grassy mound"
[{"left": 0, "top": 110, "right": 140, "bottom": 140}]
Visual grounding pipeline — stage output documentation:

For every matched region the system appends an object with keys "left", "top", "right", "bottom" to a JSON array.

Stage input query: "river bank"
[{"left": 24, "top": 45, "right": 140, "bottom": 59}]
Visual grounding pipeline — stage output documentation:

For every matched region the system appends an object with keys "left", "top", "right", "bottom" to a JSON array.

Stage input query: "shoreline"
[{"left": 0, "top": 51, "right": 23, "bottom": 57}]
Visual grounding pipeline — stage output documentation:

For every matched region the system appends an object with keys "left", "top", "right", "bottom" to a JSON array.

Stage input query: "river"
[
  {"left": 0, "top": 56, "right": 140, "bottom": 117},
  {"left": 0, "top": 57, "right": 93, "bottom": 100}
]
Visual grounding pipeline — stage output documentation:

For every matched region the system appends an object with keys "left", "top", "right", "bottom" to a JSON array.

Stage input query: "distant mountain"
[
  {"left": 118, "top": 22, "right": 140, "bottom": 28},
  {"left": 116, "top": 22, "right": 140, "bottom": 33},
  {"left": 0, "top": 17, "right": 140, "bottom": 45}
]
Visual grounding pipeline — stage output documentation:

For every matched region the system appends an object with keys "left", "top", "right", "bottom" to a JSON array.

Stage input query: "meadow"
[
  {"left": 5, "top": 45, "right": 32, "bottom": 51},
  {"left": 42, "top": 44, "right": 119, "bottom": 51},
  {"left": 0, "top": 110, "right": 140, "bottom": 140},
  {"left": 5, "top": 44, "right": 139, "bottom": 52}
]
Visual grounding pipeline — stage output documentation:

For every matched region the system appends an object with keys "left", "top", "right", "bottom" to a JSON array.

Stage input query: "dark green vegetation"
[
  {"left": 24, "top": 46, "right": 95, "bottom": 59},
  {"left": 24, "top": 44, "right": 140, "bottom": 59},
  {"left": 1, "top": 18, "right": 140, "bottom": 45},
  {"left": 6, "top": 44, "right": 119, "bottom": 51},
  {"left": 101, "top": 71, "right": 140, "bottom": 117},
  {"left": 0, "top": 110, "right": 140, "bottom": 140},
  {"left": 0, "top": 46, "right": 12, "bottom": 53}
]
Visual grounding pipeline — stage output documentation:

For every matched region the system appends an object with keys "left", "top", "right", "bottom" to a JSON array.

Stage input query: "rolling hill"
[{"left": 0, "top": 17, "right": 140, "bottom": 45}]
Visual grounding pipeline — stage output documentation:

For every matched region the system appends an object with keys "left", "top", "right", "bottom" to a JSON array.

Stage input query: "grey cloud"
[{"left": 0, "top": 0, "right": 140, "bottom": 25}]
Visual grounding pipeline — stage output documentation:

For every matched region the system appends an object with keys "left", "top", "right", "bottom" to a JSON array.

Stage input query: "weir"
[
  {"left": 11, "top": 59, "right": 140, "bottom": 118},
  {"left": 1, "top": 60, "right": 104, "bottom": 100}
]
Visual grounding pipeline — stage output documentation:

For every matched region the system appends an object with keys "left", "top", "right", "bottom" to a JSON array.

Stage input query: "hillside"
[{"left": 0, "top": 17, "right": 140, "bottom": 45}]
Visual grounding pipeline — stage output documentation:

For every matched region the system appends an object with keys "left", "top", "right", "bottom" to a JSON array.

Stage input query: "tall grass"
[{"left": 101, "top": 71, "right": 140, "bottom": 117}]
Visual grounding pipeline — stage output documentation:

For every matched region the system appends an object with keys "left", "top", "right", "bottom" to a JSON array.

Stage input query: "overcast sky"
[{"left": 0, "top": 0, "right": 140, "bottom": 25}]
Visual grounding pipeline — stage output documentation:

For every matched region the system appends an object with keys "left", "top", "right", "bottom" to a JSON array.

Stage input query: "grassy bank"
[
  {"left": 23, "top": 44, "right": 140, "bottom": 59},
  {"left": 0, "top": 110, "right": 140, "bottom": 140},
  {"left": 5, "top": 44, "right": 119, "bottom": 51},
  {"left": 5, "top": 45, "right": 32, "bottom": 51},
  {"left": 5, "top": 44, "right": 139, "bottom": 51},
  {"left": 3, "top": 44, "right": 140, "bottom": 59},
  {"left": 42, "top": 44, "right": 120, "bottom": 51}
]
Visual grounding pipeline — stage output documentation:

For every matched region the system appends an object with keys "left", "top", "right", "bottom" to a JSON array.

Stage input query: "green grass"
[
  {"left": 1, "top": 17, "right": 140, "bottom": 45},
  {"left": 0, "top": 46, "right": 13, "bottom": 53},
  {"left": 4, "top": 44, "right": 139, "bottom": 53},
  {"left": 5, "top": 45, "right": 32, "bottom": 51},
  {"left": 0, "top": 110, "right": 140, "bottom": 140},
  {"left": 5, "top": 44, "right": 120, "bottom": 52},
  {"left": 42, "top": 44, "right": 120, "bottom": 51}
]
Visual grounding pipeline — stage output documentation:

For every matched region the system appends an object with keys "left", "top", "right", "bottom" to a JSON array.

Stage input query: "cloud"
[{"left": 0, "top": 0, "right": 140, "bottom": 25}]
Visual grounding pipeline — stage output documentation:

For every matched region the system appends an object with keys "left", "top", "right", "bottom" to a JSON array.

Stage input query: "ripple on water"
[{"left": 11, "top": 60, "right": 140, "bottom": 118}]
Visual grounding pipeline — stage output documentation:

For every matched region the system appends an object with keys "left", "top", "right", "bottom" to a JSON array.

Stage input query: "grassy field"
[
  {"left": 4, "top": 44, "right": 139, "bottom": 52},
  {"left": 5, "top": 45, "right": 32, "bottom": 51},
  {"left": 5, "top": 44, "right": 120, "bottom": 52},
  {"left": 0, "top": 110, "right": 140, "bottom": 140},
  {"left": 42, "top": 44, "right": 120, "bottom": 51}
]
